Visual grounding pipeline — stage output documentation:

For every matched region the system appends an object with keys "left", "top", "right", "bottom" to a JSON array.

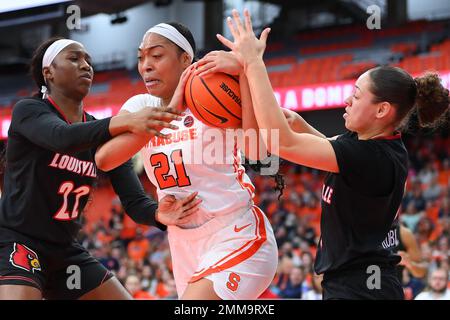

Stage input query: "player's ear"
[
  {"left": 375, "top": 101, "right": 392, "bottom": 119},
  {"left": 42, "top": 66, "right": 53, "bottom": 84},
  {"left": 181, "top": 52, "right": 191, "bottom": 68}
]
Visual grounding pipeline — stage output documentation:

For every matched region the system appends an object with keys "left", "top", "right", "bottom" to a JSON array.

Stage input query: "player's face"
[
  {"left": 343, "top": 71, "right": 378, "bottom": 133},
  {"left": 138, "top": 33, "right": 189, "bottom": 101},
  {"left": 45, "top": 43, "right": 93, "bottom": 100}
]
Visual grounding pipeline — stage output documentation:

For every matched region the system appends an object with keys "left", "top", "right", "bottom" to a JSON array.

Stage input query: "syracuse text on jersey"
[{"left": 142, "top": 126, "right": 279, "bottom": 169}]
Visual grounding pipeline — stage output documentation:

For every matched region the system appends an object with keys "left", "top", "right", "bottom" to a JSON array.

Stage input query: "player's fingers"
[
  {"left": 161, "top": 194, "right": 176, "bottom": 202},
  {"left": 226, "top": 16, "right": 239, "bottom": 39},
  {"left": 151, "top": 106, "right": 178, "bottom": 114},
  {"left": 203, "top": 51, "right": 218, "bottom": 60},
  {"left": 195, "top": 62, "right": 216, "bottom": 76},
  {"left": 182, "top": 198, "right": 202, "bottom": 214},
  {"left": 151, "top": 111, "right": 182, "bottom": 122},
  {"left": 243, "top": 8, "right": 253, "bottom": 33},
  {"left": 178, "top": 207, "right": 200, "bottom": 223},
  {"left": 197, "top": 67, "right": 216, "bottom": 78},
  {"left": 181, "top": 191, "right": 199, "bottom": 205},
  {"left": 232, "top": 9, "right": 245, "bottom": 34},
  {"left": 152, "top": 120, "right": 179, "bottom": 130},
  {"left": 216, "top": 34, "right": 234, "bottom": 50},
  {"left": 260, "top": 27, "right": 271, "bottom": 45},
  {"left": 148, "top": 129, "right": 168, "bottom": 138}
]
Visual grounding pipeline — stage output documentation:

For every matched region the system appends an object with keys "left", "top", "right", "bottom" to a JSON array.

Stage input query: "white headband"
[
  {"left": 41, "top": 39, "right": 82, "bottom": 99},
  {"left": 140, "top": 23, "right": 194, "bottom": 62}
]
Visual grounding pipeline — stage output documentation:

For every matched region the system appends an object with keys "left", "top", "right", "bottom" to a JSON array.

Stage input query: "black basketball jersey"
[
  {"left": 0, "top": 97, "right": 161, "bottom": 245},
  {"left": 314, "top": 131, "right": 408, "bottom": 274}
]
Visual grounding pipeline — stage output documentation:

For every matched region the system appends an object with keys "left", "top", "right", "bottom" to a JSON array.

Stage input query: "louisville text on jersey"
[{"left": 49, "top": 153, "right": 97, "bottom": 178}]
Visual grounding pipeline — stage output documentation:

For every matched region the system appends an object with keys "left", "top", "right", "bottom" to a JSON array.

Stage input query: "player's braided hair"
[{"left": 245, "top": 156, "right": 285, "bottom": 200}]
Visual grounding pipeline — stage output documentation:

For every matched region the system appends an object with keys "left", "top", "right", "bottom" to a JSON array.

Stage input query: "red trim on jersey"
[
  {"left": 188, "top": 206, "right": 267, "bottom": 283},
  {"left": 0, "top": 275, "right": 41, "bottom": 289},
  {"left": 100, "top": 270, "right": 111, "bottom": 285},
  {"left": 47, "top": 96, "right": 86, "bottom": 124},
  {"left": 372, "top": 132, "right": 401, "bottom": 140},
  {"left": 232, "top": 140, "right": 255, "bottom": 196}
]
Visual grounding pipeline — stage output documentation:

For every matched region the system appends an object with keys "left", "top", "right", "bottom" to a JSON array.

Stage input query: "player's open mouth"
[{"left": 145, "top": 79, "right": 160, "bottom": 88}]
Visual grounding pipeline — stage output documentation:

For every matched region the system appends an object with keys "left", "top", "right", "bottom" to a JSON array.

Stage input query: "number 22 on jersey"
[
  {"left": 150, "top": 149, "right": 191, "bottom": 190},
  {"left": 53, "top": 182, "right": 91, "bottom": 221}
]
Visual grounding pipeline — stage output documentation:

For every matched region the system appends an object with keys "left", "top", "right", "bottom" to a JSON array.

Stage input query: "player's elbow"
[{"left": 95, "top": 149, "right": 112, "bottom": 172}]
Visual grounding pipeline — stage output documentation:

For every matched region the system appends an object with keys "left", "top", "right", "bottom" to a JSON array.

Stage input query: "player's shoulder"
[
  {"left": 12, "top": 97, "right": 52, "bottom": 116},
  {"left": 121, "top": 93, "right": 162, "bottom": 113},
  {"left": 13, "top": 97, "right": 48, "bottom": 109}
]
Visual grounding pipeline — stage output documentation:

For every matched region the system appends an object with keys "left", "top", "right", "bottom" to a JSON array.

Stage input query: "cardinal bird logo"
[{"left": 9, "top": 243, "right": 41, "bottom": 273}]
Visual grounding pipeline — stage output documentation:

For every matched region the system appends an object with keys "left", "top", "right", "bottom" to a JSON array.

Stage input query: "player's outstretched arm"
[
  {"left": 196, "top": 51, "right": 324, "bottom": 138},
  {"left": 281, "top": 108, "right": 326, "bottom": 138},
  {"left": 216, "top": 9, "right": 339, "bottom": 172},
  {"left": 96, "top": 66, "right": 195, "bottom": 171},
  {"left": 95, "top": 109, "right": 176, "bottom": 171},
  {"left": 11, "top": 98, "right": 180, "bottom": 155}
]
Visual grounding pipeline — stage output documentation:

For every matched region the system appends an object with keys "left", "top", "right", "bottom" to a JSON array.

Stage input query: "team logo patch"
[
  {"left": 184, "top": 115, "right": 194, "bottom": 128},
  {"left": 9, "top": 243, "right": 42, "bottom": 273}
]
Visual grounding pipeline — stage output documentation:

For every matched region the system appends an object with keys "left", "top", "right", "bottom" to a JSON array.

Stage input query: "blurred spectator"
[
  {"left": 403, "top": 181, "right": 427, "bottom": 212},
  {"left": 439, "top": 197, "right": 450, "bottom": 219},
  {"left": 303, "top": 273, "right": 323, "bottom": 300},
  {"left": 125, "top": 274, "right": 155, "bottom": 300},
  {"left": 98, "top": 245, "right": 121, "bottom": 273},
  {"left": 141, "top": 264, "right": 157, "bottom": 293},
  {"left": 415, "top": 269, "right": 450, "bottom": 300},
  {"left": 127, "top": 228, "right": 150, "bottom": 264},
  {"left": 278, "top": 266, "right": 308, "bottom": 299},
  {"left": 163, "top": 277, "right": 178, "bottom": 300},
  {"left": 401, "top": 202, "right": 424, "bottom": 231},
  {"left": 300, "top": 251, "right": 314, "bottom": 275},
  {"left": 418, "top": 162, "right": 437, "bottom": 187},
  {"left": 423, "top": 176, "right": 442, "bottom": 201},
  {"left": 415, "top": 217, "right": 435, "bottom": 245}
]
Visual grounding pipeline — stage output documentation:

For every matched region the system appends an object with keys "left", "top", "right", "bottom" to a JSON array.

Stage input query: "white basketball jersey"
[{"left": 121, "top": 94, "right": 255, "bottom": 228}]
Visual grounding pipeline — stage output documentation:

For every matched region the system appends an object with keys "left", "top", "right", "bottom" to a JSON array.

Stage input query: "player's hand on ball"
[
  {"left": 168, "top": 63, "right": 196, "bottom": 112},
  {"left": 128, "top": 107, "right": 182, "bottom": 138},
  {"left": 216, "top": 9, "right": 270, "bottom": 71},
  {"left": 156, "top": 192, "right": 202, "bottom": 226},
  {"left": 195, "top": 50, "right": 242, "bottom": 77}
]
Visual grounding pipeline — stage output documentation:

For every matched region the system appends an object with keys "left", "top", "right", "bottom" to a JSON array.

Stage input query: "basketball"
[{"left": 184, "top": 71, "right": 242, "bottom": 129}]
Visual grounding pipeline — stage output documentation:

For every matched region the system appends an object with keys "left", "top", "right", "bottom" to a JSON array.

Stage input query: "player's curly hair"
[{"left": 369, "top": 66, "right": 449, "bottom": 132}]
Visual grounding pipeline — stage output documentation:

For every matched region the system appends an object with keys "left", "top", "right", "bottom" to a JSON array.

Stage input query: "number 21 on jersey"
[{"left": 150, "top": 149, "right": 191, "bottom": 190}]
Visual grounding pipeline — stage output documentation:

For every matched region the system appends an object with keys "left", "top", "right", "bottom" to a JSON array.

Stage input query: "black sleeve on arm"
[
  {"left": 106, "top": 159, "right": 167, "bottom": 230},
  {"left": 330, "top": 133, "right": 394, "bottom": 195},
  {"left": 11, "top": 99, "right": 112, "bottom": 154}
]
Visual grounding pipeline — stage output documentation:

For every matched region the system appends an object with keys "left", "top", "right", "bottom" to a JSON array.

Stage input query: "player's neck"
[
  {"left": 162, "top": 97, "right": 171, "bottom": 109},
  {"left": 48, "top": 92, "right": 84, "bottom": 123}
]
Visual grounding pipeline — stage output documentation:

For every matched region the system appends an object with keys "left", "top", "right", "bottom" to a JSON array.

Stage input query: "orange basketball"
[{"left": 184, "top": 72, "right": 242, "bottom": 128}]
